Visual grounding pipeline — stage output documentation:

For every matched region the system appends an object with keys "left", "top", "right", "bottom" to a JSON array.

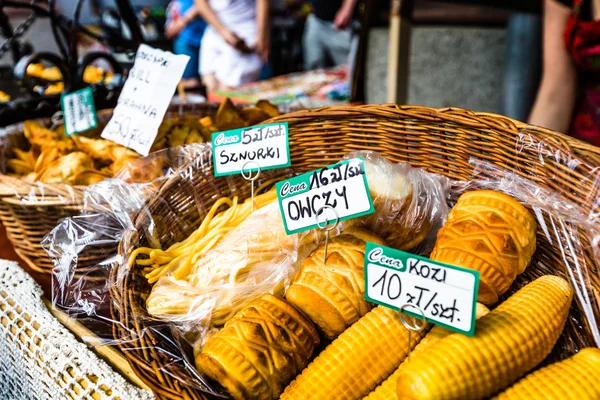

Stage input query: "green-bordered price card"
[
  {"left": 61, "top": 86, "right": 97, "bottom": 136},
  {"left": 212, "top": 122, "right": 291, "bottom": 176},
  {"left": 364, "top": 242, "right": 480, "bottom": 336},
  {"left": 276, "top": 157, "right": 375, "bottom": 235}
]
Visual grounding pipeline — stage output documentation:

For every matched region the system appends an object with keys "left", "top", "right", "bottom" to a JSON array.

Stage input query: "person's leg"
[
  {"left": 323, "top": 21, "right": 353, "bottom": 67},
  {"left": 199, "top": 28, "right": 219, "bottom": 93},
  {"left": 303, "top": 14, "right": 327, "bottom": 70},
  {"left": 501, "top": 12, "right": 542, "bottom": 121},
  {"left": 184, "top": 43, "right": 201, "bottom": 88},
  {"left": 173, "top": 37, "right": 198, "bottom": 79},
  {"left": 216, "top": 80, "right": 234, "bottom": 92},
  {"left": 180, "top": 78, "right": 201, "bottom": 89},
  {"left": 202, "top": 73, "right": 219, "bottom": 93},
  {"left": 173, "top": 37, "right": 201, "bottom": 88},
  {"left": 215, "top": 46, "right": 263, "bottom": 87},
  {"left": 346, "top": 23, "right": 360, "bottom": 82}
]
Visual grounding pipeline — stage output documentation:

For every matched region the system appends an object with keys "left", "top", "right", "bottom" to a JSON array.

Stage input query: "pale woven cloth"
[{"left": 0, "top": 260, "right": 154, "bottom": 400}]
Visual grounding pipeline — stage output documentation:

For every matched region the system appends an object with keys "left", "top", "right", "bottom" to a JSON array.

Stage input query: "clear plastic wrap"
[
  {"left": 45, "top": 145, "right": 300, "bottom": 394},
  {"left": 145, "top": 202, "right": 301, "bottom": 328},
  {"left": 344, "top": 150, "right": 451, "bottom": 254},
  {"left": 45, "top": 143, "right": 213, "bottom": 313},
  {"left": 453, "top": 158, "right": 600, "bottom": 355}
]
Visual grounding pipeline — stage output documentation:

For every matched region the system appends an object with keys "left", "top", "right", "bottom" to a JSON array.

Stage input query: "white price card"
[
  {"left": 61, "top": 86, "right": 97, "bottom": 136},
  {"left": 101, "top": 44, "right": 189, "bottom": 156},
  {"left": 276, "top": 157, "right": 375, "bottom": 235},
  {"left": 364, "top": 242, "right": 480, "bottom": 336},
  {"left": 212, "top": 122, "right": 291, "bottom": 176}
]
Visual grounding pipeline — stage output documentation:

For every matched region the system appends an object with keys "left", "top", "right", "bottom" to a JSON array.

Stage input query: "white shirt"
[
  {"left": 200, "top": 0, "right": 262, "bottom": 87},
  {"left": 209, "top": 0, "right": 256, "bottom": 35}
]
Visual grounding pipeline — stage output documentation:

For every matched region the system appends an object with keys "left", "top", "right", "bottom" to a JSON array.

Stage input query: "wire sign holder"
[
  {"left": 241, "top": 161, "right": 261, "bottom": 211},
  {"left": 399, "top": 303, "right": 426, "bottom": 360},
  {"left": 315, "top": 205, "right": 339, "bottom": 265},
  {"left": 50, "top": 111, "right": 64, "bottom": 131}
]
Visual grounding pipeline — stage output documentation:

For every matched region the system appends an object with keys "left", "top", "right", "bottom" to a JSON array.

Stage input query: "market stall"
[
  {"left": 208, "top": 66, "right": 352, "bottom": 109},
  {"left": 35, "top": 105, "right": 600, "bottom": 399},
  {"left": 1, "top": 1, "right": 599, "bottom": 399}
]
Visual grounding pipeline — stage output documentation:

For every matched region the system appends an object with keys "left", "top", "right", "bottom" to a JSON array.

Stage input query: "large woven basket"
[
  {"left": 112, "top": 104, "right": 600, "bottom": 400},
  {"left": 0, "top": 103, "right": 222, "bottom": 275}
]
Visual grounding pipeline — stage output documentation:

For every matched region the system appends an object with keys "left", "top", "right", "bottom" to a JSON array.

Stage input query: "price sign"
[
  {"left": 101, "top": 44, "right": 189, "bottom": 156},
  {"left": 276, "top": 157, "right": 374, "bottom": 235},
  {"left": 61, "top": 87, "right": 97, "bottom": 136},
  {"left": 364, "top": 243, "right": 480, "bottom": 336},
  {"left": 212, "top": 122, "right": 291, "bottom": 176}
]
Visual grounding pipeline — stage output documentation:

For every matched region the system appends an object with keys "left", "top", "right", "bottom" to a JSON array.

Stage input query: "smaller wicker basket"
[{"left": 0, "top": 103, "right": 221, "bottom": 275}]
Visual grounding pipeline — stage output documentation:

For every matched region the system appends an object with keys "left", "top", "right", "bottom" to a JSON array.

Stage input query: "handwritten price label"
[
  {"left": 61, "top": 86, "right": 97, "bottom": 136},
  {"left": 104, "top": 114, "right": 149, "bottom": 149},
  {"left": 101, "top": 44, "right": 189, "bottom": 156},
  {"left": 212, "top": 123, "right": 291, "bottom": 176},
  {"left": 276, "top": 157, "right": 374, "bottom": 234},
  {"left": 364, "top": 243, "right": 480, "bottom": 336}
]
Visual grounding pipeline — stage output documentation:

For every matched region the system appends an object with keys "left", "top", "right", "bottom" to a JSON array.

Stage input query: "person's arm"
[
  {"left": 334, "top": 0, "right": 359, "bottom": 30},
  {"left": 255, "top": 0, "right": 270, "bottom": 62},
  {"left": 529, "top": 0, "right": 577, "bottom": 133},
  {"left": 194, "top": 0, "right": 244, "bottom": 48},
  {"left": 165, "top": 5, "right": 198, "bottom": 39},
  {"left": 180, "top": 6, "right": 198, "bottom": 26}
]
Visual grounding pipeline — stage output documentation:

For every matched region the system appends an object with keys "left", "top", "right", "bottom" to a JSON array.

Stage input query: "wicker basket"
[
  {"left": 112, "top": 104, "right": 600, "bottom": 400},
  {"left": 0, "top": 103, "right": 222, "bottom": 275}
]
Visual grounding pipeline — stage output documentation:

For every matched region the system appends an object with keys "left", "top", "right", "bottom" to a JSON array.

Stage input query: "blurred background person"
[
  {"left": 195, "top": 0, "right": 270, "bottom": 93},
  {"left": 165, "top": 0, "right": 206, "bottom": 89},
  {"left": 529, "top": 0, "right": 600, "bottom": 146},
  {"left": 501, "top": 8, "right": 541, "bottom": 122},
  {"left": 303, "top": 0, "right": 359, "bottom": 71}
]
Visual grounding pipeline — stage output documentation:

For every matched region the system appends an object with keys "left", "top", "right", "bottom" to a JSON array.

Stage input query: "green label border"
[
  {"left": 61, "top": 86, "right": 98, "bottom": 136},
  {"left": 211, "top": 122, "right": 291, "bottom": 177},
  {"left": 364, "top": 242, "right": 480, "bottom": 336},
  {"left": 276, "top": 157, "right": 375, "bottom": 235}
]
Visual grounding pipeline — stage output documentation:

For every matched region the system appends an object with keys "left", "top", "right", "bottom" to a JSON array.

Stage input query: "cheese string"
[
  {"left": 130, "top": 187, "right": 278, "bottom": 284},
  {"left": 145, "top": 199, "right": 296, "bottom": 325}
]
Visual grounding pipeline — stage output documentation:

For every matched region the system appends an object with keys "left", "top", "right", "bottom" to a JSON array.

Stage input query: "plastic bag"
[
  {"left": 145, "top": 202, "right": 301, "bottom": 327},
  {"left": 453, "top": 158, "right": 600, "bottom": 356},
  {"left": 45, "top": 145, "right": 298, "bottom": 394},
  {"left": 344, "top": 150, "right": 451, "bottom": 254},
  {"left": 44, "top": 143, "right": 214, "bottom": 313}
]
